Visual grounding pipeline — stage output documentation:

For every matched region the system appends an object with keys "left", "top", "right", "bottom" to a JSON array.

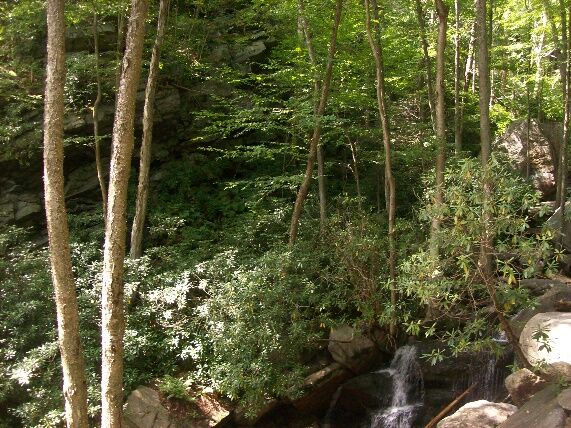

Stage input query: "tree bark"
[
  {"left": 43, "top": 1, "right": 89, "bottom": 426},
  {"left": 101, "top": 0, "right": 149, "bottom": 426},
  {"left": 465, "top": 20, "right": 476, "bottom": 91},
  {"left": 454, "top": 0, "right": 463, "bottom": 153},
  {"left": 415, "top": 0, "right": 437, "bottom": 131},
  {"left": 289, "top": 0, "right": 343, "bottom": 245},
  {"left": 430, "top": 0, "right": 448, "bottom": 261},
  {"left": 130, "top": 0, "right": 170, "bottom": 259},
  {"left": 477, "top": 0, "right": 533, "bottom": 371},
  {"left": 557, "top": 0, "right": 571, "bottom": 238},
  {"left": 93, "top": 12, "right": 108, "bottom": 221},
  {"left": 364, "top": 0, "right": 397, "bottom": 336},
  {"left": 297, "top": 0, "right": 327, "bottom": 230}
]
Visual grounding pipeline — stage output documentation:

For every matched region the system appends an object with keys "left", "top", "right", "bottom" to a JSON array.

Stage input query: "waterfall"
[{"left": 369, "top": 345, "right": 424, "bottom": 428}]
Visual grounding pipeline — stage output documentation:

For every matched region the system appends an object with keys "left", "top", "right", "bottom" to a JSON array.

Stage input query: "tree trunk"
[
  {"left": 454, "top": 0, "right": 463, "bottom": 153},
  {"left": 430, "top": 0, "right": 448, "bottom": 261},
  {"left": 477, "top": 0, "right": 533, "bottom": 371},
  {"left": 415, "top": 0, "right": 437, "bottom": 131},
  {"left": 364, "top": 0, "right": 397, "bottom": 336},
  {"left": 43, "top": 1, "right": 89, "bottom": 426},
  {"left": 101, "top": 0, "right": 149, "bottom": 426},
  {"left": 557, "top": 0, "right": 571, "bottom": 238},
  {"left": 289, "top": 0, "right": 343, "bottom": 245},
  {"left": 130, "top": 0, "right": 170, "bottom": 260},
  {"left": 298, "top": 0, "right": 327, "bottom": 230},
  {"left": 465, "top": 20, "right": 476, "bottom": 91},
  {"left": 93, "top": 12, "right": 108, "bottom": 221}
]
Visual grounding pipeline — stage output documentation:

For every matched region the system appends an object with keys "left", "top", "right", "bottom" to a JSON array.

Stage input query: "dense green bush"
[{"left": 399, "top": 156, "right": 555, "bottom": 355}]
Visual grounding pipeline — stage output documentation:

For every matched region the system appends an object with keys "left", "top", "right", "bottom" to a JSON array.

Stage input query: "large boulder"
[
  {"left": 520, "top": 312, "right": 571, "bottom": 366},
  {"left": 511, "top": 283, "right": 571, "bottom": 338},
  {"left": 504, "top": 368, "right": 546, "bottom": 406},
  {"left": 496, "top": 119, "right": 560, "bottom": 198},
  {"left": 327, "top": 325, "right": 378, "bottom": 374},
  {"left": 123, "top": 386, "right": 232, "bottom": 428},
  {"left": 499, "top": 385, "right": 567, "bottom": 428},
  {"left": 436, "top": 400, "right": 517, "bottom": 428},
  {"left": 123, "top": 386, "right": 177, "bottom": 428}
]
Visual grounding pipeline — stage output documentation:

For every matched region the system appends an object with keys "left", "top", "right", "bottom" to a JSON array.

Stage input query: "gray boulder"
[
  {"left": 504, "top": 368, "right": 546, "bottom": 406},
  {"left": 123, "top": 386, "right": 177, "bottom": 428},
  {"left": 511, "top": 284, "right": 571, "bottom": 338},
  {"left": 436, "top": 400, "right": 517, "bottom": 428},
  {"left": 520, "top": 312, "right": 571, "bottom": 366},
  {"left": 499, "top": 385, "right": 567, "bottom": 428},
  {"left": 496, "top": 119, "right": 559, "bottom": 198},
  {"left": 327, "top": 325, "right": 378, "bottom": 374}
]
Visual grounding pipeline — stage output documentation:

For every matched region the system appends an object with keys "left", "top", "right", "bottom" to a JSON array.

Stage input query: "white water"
[{"left": 369, "top": 345, "right": 423, "bottom": 428}]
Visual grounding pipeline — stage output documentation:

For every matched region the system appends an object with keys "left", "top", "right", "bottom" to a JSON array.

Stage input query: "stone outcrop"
[
  {"left": 123, "top": 386, "right": 178, "bottom": 428},
  {"left": 499, "top": 385, "right": 567, "bottom": 428},
  {"left": 520, "top": 312, "right": 571, "bottom": 366},
  {"left": 327, "top": 325, "right": 378, "bottom": 374},
  {"left": 436, "top": 400, "right": 517, "bottom": 428},
  {"left": 511, "top": 282, "right": 571, "bottom": 338},
  {"left": 504, "top": 368, "right": 546, "bottom": 406},
  {"left": 496, "top": 119, "right": 560, "bottom": 198},
  {"left": 123, "top": 386, "right": 232, "bottom": 428}
]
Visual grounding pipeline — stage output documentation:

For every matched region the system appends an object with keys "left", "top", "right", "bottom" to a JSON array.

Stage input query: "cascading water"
[{"left": 369, "top": 345, "right": 424, "bottom": 428}]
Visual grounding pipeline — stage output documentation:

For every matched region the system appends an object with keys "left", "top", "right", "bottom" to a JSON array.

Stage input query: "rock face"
[
  {"left": 436, "top": 400, "right": 517, "bottom": 428},
  {"left": 511, "top": 282, "right": 571, "bottom": 338},
  {"left": 520, "top": 312, "right": 571, "bottom": 366},
  {"left": 499, "top": 385, "right": 567, "bottom": 428},
  {"left": 123, "top": 386, "right": 231, "bottom": 428},
  {"left": 123, "top": 386, "right": 177, "bottom": 428},
  {"left": 504, "top": 368, "right": 546, "bottom": 406},
  {"left": 496, "top": 119, "right": 560, "bottom": 198},
  {"left": 327, "top": 325, "right": 378, "bottom": 374}
]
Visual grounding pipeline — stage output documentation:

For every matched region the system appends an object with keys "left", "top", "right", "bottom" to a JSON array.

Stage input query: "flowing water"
[{"left": 368, "top": 345, "right": 424, "bottom": 428}]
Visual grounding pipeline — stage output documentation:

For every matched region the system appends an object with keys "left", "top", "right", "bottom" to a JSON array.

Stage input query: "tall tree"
[
  {"left": 415, "top": 0, "right": 437, "bottom": 131},
  {"left": 130, "top": 0, "right": 171, "bottom": 259},
  {"left": 297, "top": 0, "right": 327, "bottom": 230},
  {"left": 477, "top": 0, "right": 532, "bottom": 371},
  {"left": 364, "top": 0, "right": 397, "bottom": 335},
  {"left": 93, "top": 11, "right": 108, "bottom": 221},
  {"left": 101, "top": 0, "right": 149, "bottom": 425},
  {"left": 430, "top": 0, "right": 449, "bottom": 260},
  {"left": 43, "top": 0, "right": 89, "bottom": 426},
  {"left": 557, "top": 0, "right": 570, "bottom": 231},
  {"left": 289, "top": 0, "right": 343, "bottom": 245},
  {"left": 454, "top": 0, "right": 463, "bottom": 153}
]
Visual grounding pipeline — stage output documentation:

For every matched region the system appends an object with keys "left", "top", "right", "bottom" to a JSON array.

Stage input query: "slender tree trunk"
[
  {"left": 430, "top": 0, "right": 448, "bottom": 261},
  {"left": 477, "top": 0, "right": 492, "bottom": 277},
  {"left": 101, "top": 0, "right": 149, "bottom": 426},
  {"left": 43, "top": 1, "right": 89, "bottom": 426},
  {"left": 130, "top": 0, "right": 170, "bottom": 259},
  {"left": 115, "top": 11, "right": 127, "bottom": 93},
  {"left": 93, "top": 12, "right": 108, "bottom": 221},
  {"left": 289, "top": 0, "right": 343, "bottom": 245},
  {"left": 454, "top": 0, "right": 463, "bottom": 154},
  {"left": 364, "top": 0, "right": 397, "bottom": 336},
  {"left": 534, "top": 14, "right": 546, "bottom": 121},
  {"left": 477, "top": 0, "right": 533, "bottom": 371},
  {"left": 415, "top": 0, "right": 437, "bottom": 131},
  {"left": 557, "top": 0, "right": 571, "bottom": 238},
  {"left": 346, "top": 133, "right": 362, "bottom": 211},
  {"left": 298, "top": 0, "right": 327, "bottom": 230},
  {"left": 465, "top": 20, "right": 476, "bottom": 91}
]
